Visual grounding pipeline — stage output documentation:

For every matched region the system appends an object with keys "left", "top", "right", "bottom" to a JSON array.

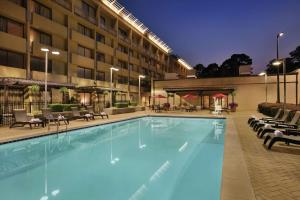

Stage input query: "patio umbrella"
[
  {"left": 213, "top": 93, "right": 226, "bottom": 99},
  {"left": 152, "top": 94, "right": 166, "bottom": 105},
  {"left": 182, "top": 93, "right": 197, "bottom": 100}
]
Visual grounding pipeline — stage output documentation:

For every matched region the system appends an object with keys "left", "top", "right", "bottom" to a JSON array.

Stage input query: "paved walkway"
[
  {"left": 0, "top": 110, "right": 299, "bottom": 199},
  {"left": 231, "top": 111, "right": 300, "bottom": 200}
]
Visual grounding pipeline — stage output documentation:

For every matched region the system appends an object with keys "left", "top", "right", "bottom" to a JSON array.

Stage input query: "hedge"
[
  {"left": 49, "top": 104, "right": 80, "bottom": 112},
  {"left": 114, "top": 102, "right": 129, "bottom": 108}
]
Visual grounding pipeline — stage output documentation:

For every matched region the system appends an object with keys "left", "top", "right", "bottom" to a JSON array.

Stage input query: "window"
[
  {"left": 0, "top": 49, "right": 24, "bottom": 68},
  {"left": 118, "top": 44, "right": 128, "bottom": 54},
  {"left": 34, "top": 1, "right": 51, "bottom": 19},
  {"left": 77, "top": 66, "right": 92, "bottom": 79},
  {"left": 118, "top": 60, "right": 127, "bottom": 69},
  {"left": 118, "top": 28, "right": 127, "bottom": 38},
  {"left": 96, "top": 33, "right": 105, "bottom": 43},
  {"left": 99, "top": 16, "right": 106, "bottom": 27},
  {"left": 118, "top": 75, "right": 128, "bottom": 84},
  {"left": 96, "top": 52, "right": 105, "bottom": 62},
  {"left": 77, "top": 45, "right": 92, "bottom": 58},
  {"left": 96, "top": 71, "right": 105, "bottom": 81},
  {"left": 40, "top": 31, "right": 52, "bottom": 46},
  {"left": 78, "top": 24, "right": 92, "bottom": 38},
  {"left": 8, "top": 0, "right": 25, "bottom": 7},
  {"left": 82, "top": 1, "right": 96, "bottom": 19},
  {"left": 31, "top": 56, "right": 52, "bottom": 72},
  {"left": 0, "top": 16, "right": 24, "bottom": 37},
  {"left": 130, "top": 78, "right": 138, "bottom": 86}
]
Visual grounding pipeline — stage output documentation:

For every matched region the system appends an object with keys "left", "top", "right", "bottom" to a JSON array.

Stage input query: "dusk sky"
[{"left": 119, "top": 0, "right": 300, "bottom": 73}]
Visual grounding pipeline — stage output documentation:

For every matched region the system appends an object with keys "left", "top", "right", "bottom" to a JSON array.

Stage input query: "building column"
[{"left": 25, "top": 0, "right": 31, "bottom": 79}]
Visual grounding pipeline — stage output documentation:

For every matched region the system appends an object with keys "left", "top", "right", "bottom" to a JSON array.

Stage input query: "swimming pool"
[{"left": 0, "top": 117, "right": 226, "bottom": 200}]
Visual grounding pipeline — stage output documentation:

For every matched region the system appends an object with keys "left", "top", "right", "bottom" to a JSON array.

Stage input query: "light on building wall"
[
  {"left": 178, "top": 58, "right": 192, "bottom": 70},
  {"left": 258, "top": 72, "right": 266, "bottom": 76},
  {"left": 272, "top": 60, "right": 282, "bottom": 66}
]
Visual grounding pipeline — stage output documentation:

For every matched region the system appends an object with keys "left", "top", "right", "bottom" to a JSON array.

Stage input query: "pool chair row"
[
  {"left": 9, "top": 106, "right": 109, "bottom": 129},
  {"left": 248, "top": 109, "right": 300, "bottom": 149}
]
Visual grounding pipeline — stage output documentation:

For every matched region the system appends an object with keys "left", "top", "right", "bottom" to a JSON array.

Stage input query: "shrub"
[
  {"left": 129, "top": 102, "right": 137, "bottom": 106},
  {"left": 257, "top": 102, "right": 300, "bottom": 117},
  {"left": 115, "top": 102, "right": 129, "bottom": 108},
  {"left": 49, "top": 104, "right": 80, "bottom": 112}
]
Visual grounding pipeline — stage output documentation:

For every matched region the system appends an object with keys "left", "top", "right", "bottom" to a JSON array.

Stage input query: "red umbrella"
[
  {"left": 152, "top": 94, "right": 166, "bottom": 105},
  {"left": 182, "top": 93, "right": 197, "bottom": 100},
  {"left": 213, "top": 93, "right": 226, "bottom": 98}
]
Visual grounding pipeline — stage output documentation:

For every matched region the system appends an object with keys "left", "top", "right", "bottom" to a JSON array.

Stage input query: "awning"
[
  {"left": 0, "top": 77, "right": 76, "bottom": 88},
  {"left": 163, "top": 87, "right": 235, "bottom": 95}
]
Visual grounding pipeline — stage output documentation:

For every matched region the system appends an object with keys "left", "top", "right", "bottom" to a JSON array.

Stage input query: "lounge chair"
[
  {"left": 42, "top": 108, "right": 69, "bottom": 126},
  {"left": 248, "top": 108, "right": 282, "bottom": 125},
  {"left": 252, "top": 109, "right": 291, "bottom": 131},
  {"left": 86, "top": 106, "right": 108, "bottom": 119},
  {"left": 10, "top": 109, "right": 44, "bottom": 129},
  {"left": 263, "top": 129, "right": 300, "bottom": 149},
  {"left": 154, "top": 105, "right": 161, "bottom": 112},
  {"left": 257, "top": 111, "right": 300, "bottom": 138},
  {"left": 71, "top": 107, "right": 94, "bottom": 121}
]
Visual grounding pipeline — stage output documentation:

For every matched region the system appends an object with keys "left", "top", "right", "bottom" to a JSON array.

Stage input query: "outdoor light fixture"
[
  {"left": 277, "top": 32, "right": 284, "bottom": 37},
  {"left": 138, "top": 75, "right": 146, "bottom": 106},
  {"left": 258, "top": 72, "right": 266, "bottom": 76},
  {"left": 272, "top": 60, "right": 282, "bottom": 66},
  {"left": 40, "top": 48, "right": 60, "bottom": 109},
  {"left": 110, "top": 67, "right": 119, "bottom": 108},
  {"left": 178, "top": 58, "right": 192, "bottom": 70},
  {"left": 259, "top": 71, "right": 268, "bottom": 102}
]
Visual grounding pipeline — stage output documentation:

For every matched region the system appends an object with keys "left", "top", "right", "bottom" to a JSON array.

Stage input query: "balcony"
[
  {"left": 53, "top": 0, "right": 72, "bottom": 11},
  {"left": 71, "top": 53, "right": 94, "bottom": 69},
  {"left": 32, "top": 13, "right": 67, "bottom": 38},
  {"left": 116, "top": 51, "right": 128, "bottom": 61},
  {"left": 118, "top": 34, "right": 131, "bottom": 44},
  {"left": 0, "top": 32, "right": 26, "bottom": 53},
  {"left": 74, "top": 7, "right": 97, "bottom": 25},
  {"left": 99, "top": 24, "right": 117, "bottom": 36},
  {"left": 130, "top": 57, "right": 140, "bottom": 65},
  {"left": 0, "top": 1, "right": 26, "bottom": 23},
  {"left": 97, "top": 61, "right": 112, "bottom": 72},
  {"left": 71, "top": 76, "right": 95, "bottom": 87},
  {"left": 71, "top": 30, "right": 94, "bottom": 49},
  {"left": 32, "top": 71, "right": 67, "bottom": 83},
  {"left": 31, "top": 41, "right": 67, "bottom": 62},
  {"left": 97, "top": 42, "right": 114, "bottom": 56},
  {"left": 0, "top": 65, "right": 26, "bottom": 79}
]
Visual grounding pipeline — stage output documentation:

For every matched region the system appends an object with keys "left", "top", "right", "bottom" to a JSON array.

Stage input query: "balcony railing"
[
  {"left": 74, "top": 7, "right": 97, "bottom": 24},
  {"left": 99, "top": 24, "right": 117, "bottom": 36},
  {"left": 54, "top": 0, "right": 72, "bottom": 10}
]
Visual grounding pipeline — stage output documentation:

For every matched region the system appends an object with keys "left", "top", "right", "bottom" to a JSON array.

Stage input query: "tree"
[
  {"left": 290, "top": 46, "right": 300, "bottom": 62},
  {"left": 203, "top": 63, "right": 219, "bottom": 77},
  {"left": 220, "top": 54, "right": 252, "bottom": 77},
  {"left": 193, "top": 63, "right": 205, "bottom": 78}
]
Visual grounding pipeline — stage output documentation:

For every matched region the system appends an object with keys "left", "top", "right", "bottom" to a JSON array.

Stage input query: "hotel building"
[{"left": 0, "top": 0, "right": 191, "bottom": 107}]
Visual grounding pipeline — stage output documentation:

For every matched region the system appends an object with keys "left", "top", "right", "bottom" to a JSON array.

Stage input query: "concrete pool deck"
[{"left": 0, "top": 110, "right": 299, "bottom": 200}]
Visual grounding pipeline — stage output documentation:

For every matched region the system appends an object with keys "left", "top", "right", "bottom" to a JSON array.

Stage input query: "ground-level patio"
[{"left": 0, "top": 110, "right": 299, "bottom": 200}]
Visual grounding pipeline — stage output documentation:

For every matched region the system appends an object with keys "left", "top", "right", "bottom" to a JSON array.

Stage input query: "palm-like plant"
[{"left": 59, "top": 87, "right": 69, "bottom": 103}]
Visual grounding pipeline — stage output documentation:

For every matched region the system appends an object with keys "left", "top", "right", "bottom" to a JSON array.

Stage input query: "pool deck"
[{"left": 0, "top": 110, "right": 299, "bottom": 200}]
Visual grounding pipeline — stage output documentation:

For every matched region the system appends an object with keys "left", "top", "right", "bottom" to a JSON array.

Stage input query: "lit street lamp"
[
  {"left": 259, "top": 71, "right": 268, "bottom": 102},
  {"left": 276, "top": 32, "right": 284, "bottom": 103},
  {"left": 273, "top": 59, "right": 286, "bottom": 110},
  {"left": 110, "top": 67, "right": 119, "bottom": 108},
  {"left": 138, "top": 75, "right": 145, "bottom": 106},
  {"left": 41, "top": 48, "right": 60, "bottom": 109}
]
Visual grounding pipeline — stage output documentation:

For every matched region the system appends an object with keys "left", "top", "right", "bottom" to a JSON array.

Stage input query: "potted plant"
[{"left": 229, "top": 102, "right": 238, "bottom": 112}]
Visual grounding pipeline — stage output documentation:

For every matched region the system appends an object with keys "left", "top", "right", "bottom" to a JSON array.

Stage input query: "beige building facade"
[
  {"left": 153, "top": 72, "right": 299, "bottom": 111},
  {"left": 0, "top": 0, "right": 190, "bottom": 105}
]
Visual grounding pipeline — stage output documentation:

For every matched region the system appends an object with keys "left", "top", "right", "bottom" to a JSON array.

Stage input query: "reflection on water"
[{"left": 0, "top": 117, "right": 226, "bottom": 200}]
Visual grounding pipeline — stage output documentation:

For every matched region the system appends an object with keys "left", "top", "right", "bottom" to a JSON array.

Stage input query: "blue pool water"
[{"left": 0, "top": 117, "right": 226, "bottom": 200}]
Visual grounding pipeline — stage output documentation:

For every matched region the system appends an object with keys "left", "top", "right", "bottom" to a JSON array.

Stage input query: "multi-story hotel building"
[{"left": 0, "top": 0, "right": 191, "bottom": 107}]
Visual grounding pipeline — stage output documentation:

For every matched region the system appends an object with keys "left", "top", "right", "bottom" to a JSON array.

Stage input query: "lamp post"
[
  {"left": 41, "top": 48, "right": 60, "bottom": 109},
  {"left": 110, "top": 67, "right": 119, "bottom": 108},
  {"left": 273, "top": 59, "right": 286, "bottom": 110},
  {"left": 276, "top": 32, "right": 284, "bottom": 103},
  {"left": 259, "top": 71, "right": 268, "bottom": 102},
  {"left": 138, "top": 75, "right": 145, "bottom": 106}
]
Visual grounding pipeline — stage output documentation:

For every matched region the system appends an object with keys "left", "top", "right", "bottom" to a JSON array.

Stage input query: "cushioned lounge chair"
[
  {"left": 86, "top": 106, "right": 108, "bottom": 119},
  {"left": 71, "top": 107, "right": 94, "bottom": 121},
  {"left": 253, "top": 109, "right": 291, "bottom": 131},
  {"left": 257, "top": 111, "right": 300, "bottom": 138},
  {"left": 263, "top": 129, "right": 300, "bottom": 149},
  {"left": 248, "top": 108, "right": 282, "bottom": 125},
  {"left": 42, "top": 108, "right": 69, "bottom": 126},
  {"left": 10, "top": 109, "right": 44, "bottom": 129}
]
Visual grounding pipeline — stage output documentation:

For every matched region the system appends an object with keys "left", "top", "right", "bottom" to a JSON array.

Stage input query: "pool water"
[{"left": 0, "top": 117, "right": 226, "bottom": 200}]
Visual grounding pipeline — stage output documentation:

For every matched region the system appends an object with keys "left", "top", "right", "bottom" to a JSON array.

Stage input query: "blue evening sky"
[{"left": 118, "top": 0, "right": 300, "bottom": 73}]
